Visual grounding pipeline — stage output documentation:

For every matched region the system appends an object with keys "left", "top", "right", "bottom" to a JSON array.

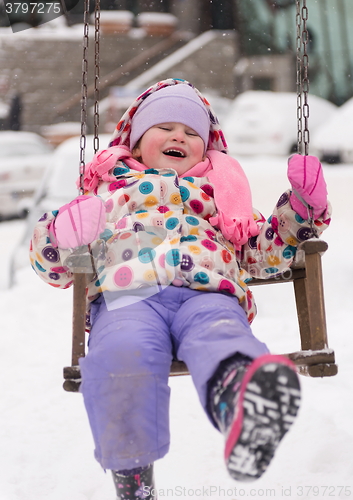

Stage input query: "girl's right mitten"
[
  {"left": 287, "top": 154, "right": 328, "bottom": 220},
  {"left": 49, "top": 195, "right": 106, "bottom": 249}
]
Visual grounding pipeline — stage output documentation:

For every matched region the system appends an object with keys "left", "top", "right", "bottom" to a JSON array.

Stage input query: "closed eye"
[{"left": 185, "top": 128, "right": 199, "bottom": 137}]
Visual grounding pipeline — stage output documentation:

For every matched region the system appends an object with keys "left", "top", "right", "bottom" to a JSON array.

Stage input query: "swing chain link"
[
  {"left": 296, "top": 0, "right": 317, "bottom": 236},
  {"left": 296, "top": 0, "right": 302, "bottom": 153},
  {"left": 93, "top": 0, "right": 100, "bottom": 154},
  {"left": 301, "top": 0, "right": 316, "bottom": 236},
  {"left": 79, "top": 0, "right": 90, "bottom": 194},
  {"left": 296, "top": 0, "right": 310, "bottom": 156},
  {"left": 302, "top": 0, "right": 310, "bottom": 156}
]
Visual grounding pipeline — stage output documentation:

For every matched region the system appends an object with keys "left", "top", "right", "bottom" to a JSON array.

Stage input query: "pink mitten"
[
  {"left": 50, "top": 195, "right": 106, "bottom": 249},
  {"left": 287, "top": 154, "right": 328, "bottom": 219}
]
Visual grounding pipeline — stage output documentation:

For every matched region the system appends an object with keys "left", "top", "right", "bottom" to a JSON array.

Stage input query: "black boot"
[
  {"left": 208, "top": 354, "right": 301, "bottom": 482},
  {"left": 112, "top": 463, "right": 156, "bottom": 499},
  {"left": 207, "top": 353, "right": 253, "bottom": 434}
]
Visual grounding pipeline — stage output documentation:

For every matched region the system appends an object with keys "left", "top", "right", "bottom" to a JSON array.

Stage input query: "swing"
[{"left": 63, "top": 0, "right": 337, "bottom": 393}]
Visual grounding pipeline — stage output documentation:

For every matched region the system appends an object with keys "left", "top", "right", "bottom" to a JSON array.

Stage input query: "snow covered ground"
[{"left": 0, "top": 156, "right": 352, "bottom": 500}]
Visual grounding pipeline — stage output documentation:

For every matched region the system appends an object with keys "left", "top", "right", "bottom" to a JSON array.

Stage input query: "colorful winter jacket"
[
  {"left": 29, "top": 162, "right": 331, "bottom": 326},
  {"left": 30, "top": 79, "right": 331, "bottom": 326}
]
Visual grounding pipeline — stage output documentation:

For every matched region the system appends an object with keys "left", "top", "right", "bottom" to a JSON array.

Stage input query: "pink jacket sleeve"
[
  {"left": 238, "top": 190, "right": 331, "bottom": 280},
  {"left": 29, "top": 210, "right": 74, "bottom": 289}
]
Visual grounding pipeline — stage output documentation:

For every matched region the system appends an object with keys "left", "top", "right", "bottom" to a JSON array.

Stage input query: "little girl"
[{"left": 30, "top": 79, "right": 331, "bottom": 498}]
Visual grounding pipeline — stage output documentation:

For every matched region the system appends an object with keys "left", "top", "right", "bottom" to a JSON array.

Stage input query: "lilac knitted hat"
[{"left": 130, "top": 84, "right": 210, "bottom": 150}]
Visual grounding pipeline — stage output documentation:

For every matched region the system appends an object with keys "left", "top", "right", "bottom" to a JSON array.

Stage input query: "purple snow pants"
[{"left": 79, "top": 286, "right": 269, "bottom": 471}]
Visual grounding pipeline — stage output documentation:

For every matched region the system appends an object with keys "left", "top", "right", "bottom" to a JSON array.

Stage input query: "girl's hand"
[
  {"left": 287, "top": 154, "right": 328, "bottom": 219},
  {"left": 49, "top": 195, "right": 106, "bottom": 249}
]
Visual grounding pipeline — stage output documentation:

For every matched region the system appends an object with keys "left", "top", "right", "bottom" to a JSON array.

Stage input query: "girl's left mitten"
[
  {"left": 287, "top": 154, "right": 328, "bottom": 219},
  {"left": 49, "top": 195, "right": 106, "bottom": 249}
]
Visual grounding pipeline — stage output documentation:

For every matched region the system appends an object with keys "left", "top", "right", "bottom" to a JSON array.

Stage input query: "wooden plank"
[
  {"left": 300, "top": 239, "right": 328, "bottom": 255},
  {"left": 168, "top": 350, "right": 337, "bottom": 377},
  {"left": 293, "top": 277, "right": 311, "bottom": 350},
  {"left": 63, "top": 351, "right": 339, "bottom": 391},
  {"left": 249, "top": 268, "right": 306, "bottom": 286},
  {"left": 169, "top": 360, "right": 189, "bottom": 376},
  {"left": 63, "top": 379, "right": 81, "bottom": 392},
  {"left": 298, "top": 363, "right": 338, "bottom": 377},
  {"left": 304, "top": 252, "right": 328, "bottom": 351},
  {"left": 72, "top": 273, "right": 87, "bottom": 366},
  {"left": 64, "top": 239, "right": 338, "bottom": 387},
  {"left": 286, "top": 349, "right": 335, "bottom": 366},
  {"left": 63, "top": 365, "right": 81, "bottom": 380}
]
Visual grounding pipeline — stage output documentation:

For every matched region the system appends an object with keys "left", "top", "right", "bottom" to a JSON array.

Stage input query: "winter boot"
[
  {"left": 208, "top": 353, "right": 301, "bottom": 482},
  {"left": 112, "top": 463, "right": 156, "bottom": 499}
]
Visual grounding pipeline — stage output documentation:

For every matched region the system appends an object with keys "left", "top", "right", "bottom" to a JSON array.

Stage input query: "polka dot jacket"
[{"left": 30, "top": 162, "right": 331, "bottom": 327}]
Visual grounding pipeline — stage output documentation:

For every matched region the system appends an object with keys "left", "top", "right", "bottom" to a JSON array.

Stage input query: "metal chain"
[
  {"left": 296, "top": 0, "right": 310, "bottom": 156},
  {"left": 79, "top": 0, "right": 90, "bottom": 194},
  {"left": 296, "top": 0, "right": 316, "bottom": 236},
  {"left": 296, "top": 0, "right": 303, "bottom": 154},
  {"left": 301, "top": 0, "right": 310, "bottom": 155},
  {"left": 79, "top": 0, "right": 101, "bottom": 272},
  {"left": 93, "top": 0, "right": 100, "bottom": 154},
  {"left": 301, "top": 0, "right": 316, "bottom": 234}
]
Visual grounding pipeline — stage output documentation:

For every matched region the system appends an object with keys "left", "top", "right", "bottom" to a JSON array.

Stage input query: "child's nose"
[{"left": 172, "top": 128, "right": 186, "bottom": 142}]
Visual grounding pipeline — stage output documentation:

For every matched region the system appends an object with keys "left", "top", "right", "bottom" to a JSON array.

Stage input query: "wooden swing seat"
[{"left": 63, "top": 237, "right": 337, "bottom": 392}]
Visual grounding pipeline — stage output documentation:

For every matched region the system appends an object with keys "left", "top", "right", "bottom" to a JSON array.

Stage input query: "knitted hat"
[
  {"left": 129, "top": 84, "right": 210, "bottom": 150},
  {"left": 110, "top": 79, "right": 228, "bottom": 154}
]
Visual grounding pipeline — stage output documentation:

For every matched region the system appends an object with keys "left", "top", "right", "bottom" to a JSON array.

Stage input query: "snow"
[
  {"left": 1, "top": 154, "right": 352, "bottom": 499},
  {"left": 97, "top": 11, "right": 134, "bottom": 23},
  {"left": 136, "top": 12, "right": 178, "bottom": 27},
  {"left": 222, "top": 92, "right": 337, "bottom": 156},
  {"left": 0, "top": 100, "right": 8, "bottom": 118},
  {"left": 41, "top": 122, "right": 82, "bottom": 136},
  {"left": 311, "top": 97, "right": 353, "bottom": 163}
]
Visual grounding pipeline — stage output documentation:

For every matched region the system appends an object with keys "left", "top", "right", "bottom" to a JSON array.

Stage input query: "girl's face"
[{"left": 133, "top": 122, "right": 205, "bottom": 176}]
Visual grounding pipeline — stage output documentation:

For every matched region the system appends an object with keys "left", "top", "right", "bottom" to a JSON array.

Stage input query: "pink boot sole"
[{"left": 225, "top": 354, "right": 301, "bottom": 482}]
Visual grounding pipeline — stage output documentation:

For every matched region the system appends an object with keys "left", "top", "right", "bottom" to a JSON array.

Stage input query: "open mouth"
[{"left": 163, "top": 149, "right": 186, "bottom": 158}]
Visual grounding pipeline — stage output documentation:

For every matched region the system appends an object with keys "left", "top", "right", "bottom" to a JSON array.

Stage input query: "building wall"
[
  {"left": 234, "top": 0, "right": 353, "bottom": 104},
  {"left": 0, "top": 29, "right": 237, "bottom": 133},
  {"left": 0, "top": 33, "right": 169, "bottom": 133}
]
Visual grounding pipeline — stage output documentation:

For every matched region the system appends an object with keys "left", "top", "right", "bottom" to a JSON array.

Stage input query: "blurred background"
[
  {"left": 1, "top": 3, "right": 353, "bottom": 498},
  {"left": 1, "top": 0, "right": 353, "bottom": 277},
  {"left": 1, "top": 0, "right": 353, "bottom": 133}
]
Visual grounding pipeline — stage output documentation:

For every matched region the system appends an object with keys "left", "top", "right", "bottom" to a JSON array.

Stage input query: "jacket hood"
[{"left": 109, "top": 78, "right": 228, "bottom": 154}]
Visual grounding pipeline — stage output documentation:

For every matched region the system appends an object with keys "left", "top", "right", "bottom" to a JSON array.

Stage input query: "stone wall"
[
  {"left": 137, "top": 31, "right": 238, "bottom": 99},
  {"left": 0, "top": 29, "right": 237, "bottom": 134},
  {"left": 0, "top": 31, "right": 179, "bottom": 132}
]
